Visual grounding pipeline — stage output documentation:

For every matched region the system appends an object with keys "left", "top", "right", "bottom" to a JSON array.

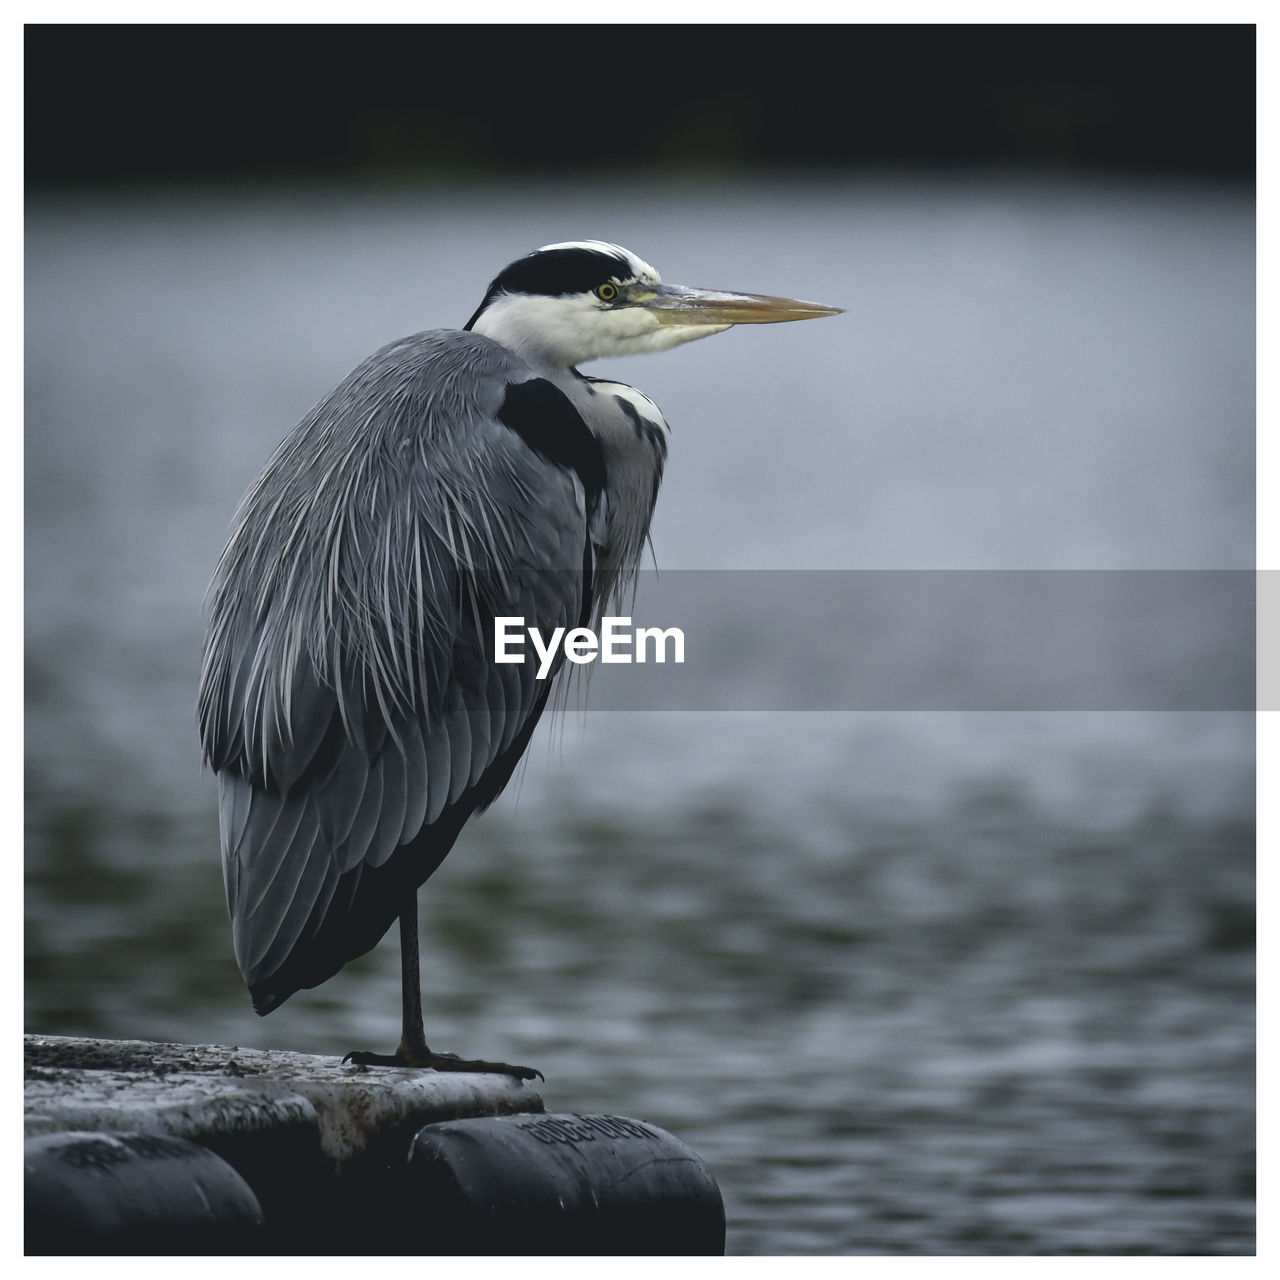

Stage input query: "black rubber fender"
[
  {"left": 24, "top": 1130, "right": 264, "bottom": 1254},
  {"left": 404, "top": 1112, "right": 726, "bottom": 1255}
]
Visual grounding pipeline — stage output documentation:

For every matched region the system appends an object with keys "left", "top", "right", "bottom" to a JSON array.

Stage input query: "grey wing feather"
[
  {"left": 444, "top": 686, "right": 473, "bottom": 806},
  {"left": 422, "top": 719, "right": 452, "bottom": 828},
  {"left": 224, "top": 782, "right": 317, "bottom": 973},
  {"left": 372, "top": 748, "right": 408, "bottom": 868},
  {"left": 199, "top": 330, "right": 597, "bottom": 998},
  {"left": 397, "top": 724, "right": 430, "bottom": 844}
]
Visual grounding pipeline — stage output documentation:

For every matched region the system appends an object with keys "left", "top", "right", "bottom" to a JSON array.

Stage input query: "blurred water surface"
[{"left": 25, "top": 178, "right": 1253, "bottom": 1254}]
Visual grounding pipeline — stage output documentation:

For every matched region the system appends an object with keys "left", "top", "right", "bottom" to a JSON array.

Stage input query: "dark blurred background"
[
  {"left": 25, "top": 23, "right": 1255, "bottom": 1257},
  {"left": 26, "top": 24, "right": 1254, "bottom": 186}
]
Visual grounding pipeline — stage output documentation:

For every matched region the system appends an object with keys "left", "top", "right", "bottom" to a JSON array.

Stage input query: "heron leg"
[
  {"left": 342, "top": 896, "right": 543, "bottom": 1082},
  {"left": 397, "top": 898, "right": 430, "bottom": 1060}
]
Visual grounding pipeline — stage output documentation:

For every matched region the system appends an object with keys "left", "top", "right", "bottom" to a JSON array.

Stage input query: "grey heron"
[{"left": 199, "top": 241, "right": 841, "bottom": 1077}]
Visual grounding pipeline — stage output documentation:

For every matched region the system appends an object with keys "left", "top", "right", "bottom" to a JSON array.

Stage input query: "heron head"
[{"left": 465, "top": 240, "right": 842, "bottom": 369}]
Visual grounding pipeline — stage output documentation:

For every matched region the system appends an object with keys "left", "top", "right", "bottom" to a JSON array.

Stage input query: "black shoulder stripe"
[
  {"left": 613, "top": 394, "right": 647, "bottom": 439},
  {"left": 496, "top": 378, "right": 606, "bottom": 506}
]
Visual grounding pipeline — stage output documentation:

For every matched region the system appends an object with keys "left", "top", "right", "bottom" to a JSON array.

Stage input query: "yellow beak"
[{"left": 643, "top": 283, "right": 844, "bottom": 326}]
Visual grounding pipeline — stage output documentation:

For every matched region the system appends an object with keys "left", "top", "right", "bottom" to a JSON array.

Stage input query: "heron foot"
[{"left": 342, "top": 1046, "right": 543, "bottom": 1082}]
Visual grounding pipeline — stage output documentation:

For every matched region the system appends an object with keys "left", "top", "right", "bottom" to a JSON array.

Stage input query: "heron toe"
[{"left": 343, "top": 1046, "right": 543, "bottom": 1081}]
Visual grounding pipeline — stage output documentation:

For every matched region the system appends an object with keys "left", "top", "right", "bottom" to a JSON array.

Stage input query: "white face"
[
  {"left": 473, "top": 291, "right": 732, "bottom": 366},
  {"left": 471, "top": 242, "right": 732, "bottom": 368}
]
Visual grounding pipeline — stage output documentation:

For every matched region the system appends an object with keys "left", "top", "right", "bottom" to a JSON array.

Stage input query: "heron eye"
[{"left": 595, "top": 282, "right": 619, "bottom": 302}]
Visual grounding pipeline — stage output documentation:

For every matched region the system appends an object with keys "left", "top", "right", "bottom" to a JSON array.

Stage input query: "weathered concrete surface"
[{"left": 24, "top": 1034, "right": 543, "bottom": 1170}]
